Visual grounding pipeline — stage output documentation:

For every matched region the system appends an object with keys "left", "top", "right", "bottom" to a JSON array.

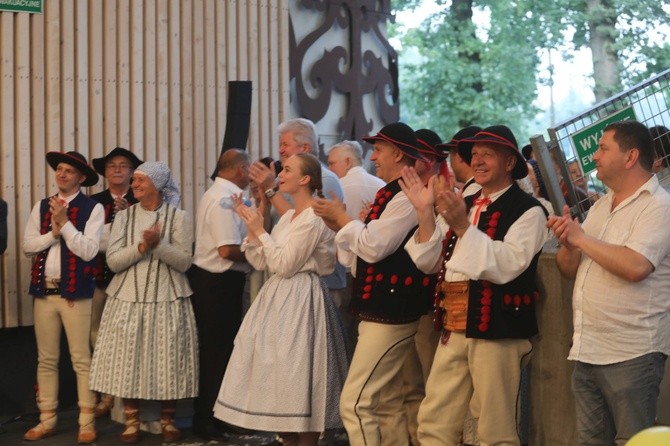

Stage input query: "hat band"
[
  {"left": 473, "top": 131, "right": 517, "bottom": 149},
  {"left": 373, "top": 133, "right": 416, "bottom": 152}
]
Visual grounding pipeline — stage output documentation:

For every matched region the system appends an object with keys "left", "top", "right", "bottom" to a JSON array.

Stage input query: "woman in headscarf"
[{"left": 89, "top": 161, "right": 198, "bottom": 443}]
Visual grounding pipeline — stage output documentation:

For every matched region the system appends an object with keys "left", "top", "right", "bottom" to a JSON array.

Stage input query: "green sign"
[
  {"left": 570, "top": 106, "right": 637, "bottom": 174},
  {"left": 0, "top": 0, "right": 42, "bottom": 14}
]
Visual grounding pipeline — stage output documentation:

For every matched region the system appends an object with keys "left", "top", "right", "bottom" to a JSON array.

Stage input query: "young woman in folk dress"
[{"left": 213, "top": 153, "right": 349, "bottom": 446}]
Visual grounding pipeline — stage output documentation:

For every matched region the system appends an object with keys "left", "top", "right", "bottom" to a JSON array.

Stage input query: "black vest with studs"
[
  {"left": 351, "top": 179, "right": 436, "bottom": 324},
  {"left": 436, "top": 182, "right": 547, "bottom": 339}
]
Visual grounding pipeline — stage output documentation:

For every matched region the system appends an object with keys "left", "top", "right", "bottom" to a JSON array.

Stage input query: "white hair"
[{"left": 328, "top": 140, "right": 363, "bottom": 166}]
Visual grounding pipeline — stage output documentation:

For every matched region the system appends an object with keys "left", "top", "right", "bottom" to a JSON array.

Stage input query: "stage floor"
[{"left": 0, "top": 408, "right": 353, "bottom": 445}]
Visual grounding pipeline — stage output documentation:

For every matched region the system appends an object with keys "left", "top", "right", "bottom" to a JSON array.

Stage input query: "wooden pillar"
[{"left": 529, "top": 244, "right": 578, "bottom": 444}]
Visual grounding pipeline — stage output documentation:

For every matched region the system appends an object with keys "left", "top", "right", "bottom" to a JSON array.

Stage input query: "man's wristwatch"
[{"left": 264, "top": 186, "right": 277, "bottom": 199}]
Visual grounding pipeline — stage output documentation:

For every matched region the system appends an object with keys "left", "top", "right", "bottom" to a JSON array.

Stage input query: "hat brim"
[
  {"left": 416, "top": 140, "right": 447, "bottom": 160},
  {"left": 46, "top": 152, "right": 99, "bottom": 187},
  {"left": 435, "top": 140, "right": 458, "bottom": 158},
  {"left": 362, "top": 134, "right": 426, "bottom": 161},
  {"left": 458, "top": 137, "right": 528, "bottom": 180},
  {"left": 92, "top": 148, "right": 143, "bottom": 175}
]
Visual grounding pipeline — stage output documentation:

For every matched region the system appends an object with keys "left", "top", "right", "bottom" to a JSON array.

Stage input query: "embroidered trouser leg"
[
  {"left": 404, "top": 314, "right": 439, "bottom": 445},
  {"left": 417, "top": 333, "right": 531, "bottom": 446},
  {"left": 378, "top": 321, "right": 433, "bottom": 446},
  {"left": 340, "top": 320, "right": 418, "bottom": 446},
  {"left": 34, "top": 295, "right": 96, "bottom": 412}
]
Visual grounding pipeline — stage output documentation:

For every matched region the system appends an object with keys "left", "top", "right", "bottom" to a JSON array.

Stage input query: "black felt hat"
[
  {"left": 415, "top": 129, "right": 446, "bottom": 160},
  {"left": 45, "top": 151, "right": 99, "bottom": 187},
  {"left": 435, "top": 125, "right": 482, "bottom": 159},
  {"left": 458, "top": 125, "right": 528, "bottom": 179},
  {"left": 362, "top": 122, "right": 426, "bottom": 161},
  {"left": 92, "top": 147, "right": 143, "bottom": 175}
]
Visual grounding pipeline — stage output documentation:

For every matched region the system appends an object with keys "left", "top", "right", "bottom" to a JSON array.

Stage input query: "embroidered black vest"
[
  {"left": 352, "top": 179, "right": 436, "bottom": 324},
  {"left": 436, "top": 183, "right": 547, "bottom": 339},
  {"left": 29, "top": 193, "right": 99, "bottom": 299},
  {"left": 91, "top": 189, "right": 137, "bottom": 287}
]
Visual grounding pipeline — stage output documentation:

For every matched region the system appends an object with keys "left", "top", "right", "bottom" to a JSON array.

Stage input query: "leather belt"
[
  {"left": 44, "top": 278, "right": 61, "bottom": 295},
  {"left": 438, "top": 280, "right": 469, "bottom": 332}
]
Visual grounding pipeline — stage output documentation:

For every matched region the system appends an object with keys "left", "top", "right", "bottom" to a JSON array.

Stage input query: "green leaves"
[{"left": 392, "top": 0, "right": 669, "bottom": 139}]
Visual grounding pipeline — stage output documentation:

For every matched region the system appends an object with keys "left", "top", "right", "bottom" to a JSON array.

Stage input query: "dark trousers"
[{"left": 188, "top": 265, "right": 246, "bottom": 425}]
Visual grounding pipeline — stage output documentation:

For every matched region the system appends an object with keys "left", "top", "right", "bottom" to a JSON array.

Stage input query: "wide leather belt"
[
  {"left": 44, "top": 278, "right": 61, "bottom": 295},
  {"left": 438, "top": 280, "right": 469, "bottom": 332}
]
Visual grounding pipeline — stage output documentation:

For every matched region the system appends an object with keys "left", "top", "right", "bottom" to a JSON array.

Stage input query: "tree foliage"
[{"left": 391, "top": 0, "right": 670, "bottom": 142}]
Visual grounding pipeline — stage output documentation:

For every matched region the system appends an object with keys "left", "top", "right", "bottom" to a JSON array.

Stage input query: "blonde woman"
[{"left": 214, "top": 153, "right": 348, "bottom": 446}]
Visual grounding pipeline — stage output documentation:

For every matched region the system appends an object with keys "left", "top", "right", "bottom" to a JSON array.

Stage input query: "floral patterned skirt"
[{"left": 89, "top": 295, "right": 199, "bottom": 400}]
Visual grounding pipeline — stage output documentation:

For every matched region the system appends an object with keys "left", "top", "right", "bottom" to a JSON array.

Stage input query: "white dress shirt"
[
  {"left": 405, "top": 184, "right": 548, "bottom": 285},
  {"left": 335, "top": 188, "right": 418, "bottom": 277},
  {"left": 569, "top": 175, "right": 670, "bottom": 364},
  {"left": 192, "top": 177, "right": 250, "bottom": 274},
  {"left": 339, "top": 166, "right": 385, "bottom": 220}
]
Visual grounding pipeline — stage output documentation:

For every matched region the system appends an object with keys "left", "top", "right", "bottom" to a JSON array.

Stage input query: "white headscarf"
[{"left": 135, "top": 161, "right": 181, "bottom": 207}]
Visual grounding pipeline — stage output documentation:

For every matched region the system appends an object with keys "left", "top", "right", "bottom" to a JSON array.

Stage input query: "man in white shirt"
[
  {"left": 327, "top": 140, "right": 385, "bottom": 220},
  {"left": 189, "top": 149, "right": 252, "bottom": 441},
  {"left": 327, "top": 140, "right": 385, "bottom": 354},
  {"left": 404, "top": 125, "right": 547, "bottom": 446},
  {"left": 548, "top": 120, "right": 670, "bottom": 444},
  {"left": 23, "top": 151, "right": 104, "bottom": 444},
  {"left": 314, "top": 122, "right": 436, "bottom": 446}
]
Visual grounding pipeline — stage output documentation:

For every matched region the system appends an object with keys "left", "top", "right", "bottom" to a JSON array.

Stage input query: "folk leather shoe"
[
  {"left": 24, "top": 423, "right": 56, "bottom": 441},
  {"left": 77, "top": 427, "right": 97, "bottom": 444}
]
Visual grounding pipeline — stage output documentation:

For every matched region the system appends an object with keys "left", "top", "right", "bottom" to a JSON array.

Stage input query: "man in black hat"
[
  {"left": 313, "top": 122, "right": 436, "bottom": 446},
  {"left": 436, "top": 126, "right": 483, "bottom": 197},
  {"left": 88, "top": 147, "right": 142, "bottom": 417},
  {"left": 376, "top": 128, "right": 443, "bottom": 446},
  {"left": 22, "top": 151, "right": 104, "bottom": 444},
  {"left": 403, "top": 125, "right": 548, "bottom": 445}
]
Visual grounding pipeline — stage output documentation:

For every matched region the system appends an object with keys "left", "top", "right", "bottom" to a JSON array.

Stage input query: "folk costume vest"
[
  {"left": 91, "top": 189, "right": 137, "bottom": 287},
  {"left": 435, "top": 183, "right": 547, "bottom": 340},
  {"left": 352, "top": 179, "right": 436, "bottom": 324},
  {"left": 29, "top": 193, "right": 99, "bottom": 299}
]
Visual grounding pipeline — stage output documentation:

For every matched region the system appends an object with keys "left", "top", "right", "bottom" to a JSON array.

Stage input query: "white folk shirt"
[
  {"left": 569, "top": 175, "right": 670, "bottom": 365},
  {"left": 192, "top": 177, "right": 251, "bottom": 274},
  {"left": 340, "top": 166, "right": 386, "bottom": 220},
  {"left": 335, "top": 188, "right": 418, "bottom": 278},
  {"left": 23, "top": 191, "right": 105, "bottom": 278},
  {"left": 405, "top": 184, "right": 548, "bottom": 285}
]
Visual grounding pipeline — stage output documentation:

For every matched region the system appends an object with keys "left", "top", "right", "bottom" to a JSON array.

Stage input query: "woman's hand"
[
  {"left": 236, "top": 204, "right": 266, "bottom": 239},
  {"left": 139, "top": 222, "right": 161, "bottom": 254},
  {"left": 231, "top": 193, "right": 245, "bottom": 209}
]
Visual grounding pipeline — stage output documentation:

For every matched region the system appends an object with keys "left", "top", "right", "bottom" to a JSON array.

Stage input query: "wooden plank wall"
[{"left": 0, "top": 0, "right": 290, "bottom": 327}]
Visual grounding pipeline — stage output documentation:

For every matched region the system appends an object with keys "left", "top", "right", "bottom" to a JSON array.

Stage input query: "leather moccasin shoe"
[
  {"left": 77, "top": 427, "right": 97, "bottom": 444},
  {"left": 24, "top": 424, "right": 56, "bottom": 441}
]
